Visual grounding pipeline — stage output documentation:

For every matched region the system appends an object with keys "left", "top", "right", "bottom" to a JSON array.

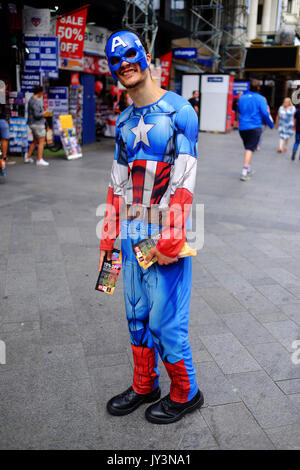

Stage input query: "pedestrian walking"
[
  {"left": 238, "top": 79, "right": 274, "bottom": 181},
  {"left": 25, "top": 86, "right": 49, "bottom": 166},
  {"left": 0, "top": 103, "right": 9, "bottom": 183},
  {"left": 275, "top": 97, "right": 295, "bottom": 153},
  {"left": 99, "top": 28, "right": 203, "bottom": 424},
  {"left": 188, "top": 90, "right": 199, "bottom": 116},
  {"left": 291, "top": 104, "right": 300, "bottom": 161}
]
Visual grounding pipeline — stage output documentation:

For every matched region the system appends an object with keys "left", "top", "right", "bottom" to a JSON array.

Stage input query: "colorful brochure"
[
  {"left": 133, "top": 237, "right": 197, "bottom": 270},
  {"left": 95, "top": 249, "right": 122, "bottom": 295}
]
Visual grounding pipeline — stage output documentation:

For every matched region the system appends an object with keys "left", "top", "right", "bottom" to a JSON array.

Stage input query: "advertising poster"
[
  {"left": 159, "top": 52, "right": 172, "bottom": 88},
  {"left": 21, "top": 72, "right": 41, "bottom": 93},
  {"left": 83, "top": 55, "right": 110, "bottom": 75},
  {"left": 47, "top": 87, "right": 69, "bottom": 136},
  {"left": 24, "top": 36, "right": 58, "bottom": 73},
  {"left": 84, "top": 25, "right": 108, "bottom": 56},
  {"left": 233, "top": 81, "right": 250, "bottom": 96},
  {"left": 23, "top": 6, "right": 51, "bottom": 36},
  {"left": 59, "top": 57, "right": 84, "bottom": 71},
  {"left": 56, "top": 6, "right": 88, "bottom": 61},
  {"left": 58, "top": 115, "right": 82, "bottom": 160},
  {"left": 9, "top": 118, "right": 28, "bottom": 154}
]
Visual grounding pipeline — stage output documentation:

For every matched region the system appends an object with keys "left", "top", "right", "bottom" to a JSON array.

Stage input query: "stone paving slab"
[
  {"left": 276, "top": 378, "right": 300, "bottom": 395},
  {"left": 201, "top": 403, "right": 275, "bottom": 450},
  {"left": 246, "top": 342, "right": 300, "bottom": 381},
  {"left": 221, "top": 311, "right": 275, "bottom": 345},
  {"left": 288, "top": 394, "right": 300, "bottom": 411},
  {"left": 200, "top": 333, "right": 262, "bottom": 374},
  {"left": 194, "top": 362, "right": 241, "bottom": 406},
  {"left": 281, "top": 303, "right": 300, "bottom": 326},
  {"left": 1, "top": 130, "right": 300, "bottom": 449},
  {"left": 228, "top": 370, "right": 300, "bottom": 428},
  {"left": 264, "top": 423, "right": 300, "bottom": 450},
  {"left": 263, "top": 320, "right": 300, "bottom": 352}
]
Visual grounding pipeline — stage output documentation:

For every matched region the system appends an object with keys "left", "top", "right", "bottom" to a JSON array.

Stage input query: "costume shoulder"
[
  {"left": 116, "top": 104, "right": 134, "bottom": 127},
  {"left": 160, "top": 91, "right": 194, "bottom": 113}
]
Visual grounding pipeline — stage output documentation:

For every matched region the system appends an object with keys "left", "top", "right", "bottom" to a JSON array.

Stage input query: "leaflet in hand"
[
  {"left": 133, "top": 237, "right": 197, "bottom": 270},
  {"left": 95, "top": 249, "right": 122, "bottom": 295}
]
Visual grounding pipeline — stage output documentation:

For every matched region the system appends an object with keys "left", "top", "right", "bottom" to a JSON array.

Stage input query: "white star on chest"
[{"left": 130, "top": 115, "right": 155, "bottom": 149}]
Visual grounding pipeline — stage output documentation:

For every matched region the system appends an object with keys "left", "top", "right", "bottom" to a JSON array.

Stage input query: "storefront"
[
  {"left": 245, "top": 45, "right": 300, "bottom": 115},
  {"left": 83, "top": 49, "right": 118, "bottom": 141},
  {"left": 1, "top": 4, "right": 161, "bottom": 154}
]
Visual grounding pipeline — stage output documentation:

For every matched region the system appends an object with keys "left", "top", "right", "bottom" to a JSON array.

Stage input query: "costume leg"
[
  {"left": 143, "top": 257, "right": 198, "bottom": 403},
  {"left": 121, "top": 219, "right": 159, "bottom": 394}
]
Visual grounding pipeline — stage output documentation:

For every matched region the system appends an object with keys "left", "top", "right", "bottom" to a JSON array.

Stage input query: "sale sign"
[
  {"left": 160, "top": 51, "right": 172, "bottom": 88},
  {"left": 83, "top": 54, "right": 110, "bottom": 75},
  {"left": 56, "top": 5, "right": 89, "bottom": 60}
]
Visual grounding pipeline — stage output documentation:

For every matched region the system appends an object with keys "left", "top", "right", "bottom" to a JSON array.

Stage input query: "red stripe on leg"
[
  {"left": 163, "top": 359, "right": 191, "bottom": 403},
  {"left": 131, "top": 345, "right": 157, "bottom": 395}
]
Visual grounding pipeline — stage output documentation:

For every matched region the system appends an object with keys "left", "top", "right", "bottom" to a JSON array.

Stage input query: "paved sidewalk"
[{"left": 1, "top": 129, "right": 300, "bottom": 450}]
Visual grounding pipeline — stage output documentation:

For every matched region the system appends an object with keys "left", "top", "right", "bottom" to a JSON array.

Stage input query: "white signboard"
[
  {"left": 84, "top": 26, "right": 108, "bottom": 56},
  {"left": 181, "top": 74, "right": 200, "bottom": 101},
  {"left": 23, "top": 6, "right": 51, "bottom": 36},
  {"left": 200, "top": 75, "right": 230, "bottom": 132}
]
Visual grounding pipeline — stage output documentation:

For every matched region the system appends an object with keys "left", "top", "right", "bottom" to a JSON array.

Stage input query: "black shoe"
[
  {"left": 291, "top": 151, "right": 296, "bottom": 160},
  {"left": 145, "top": 389, "right": 204, "bottom": 424},
  {"left": 107, "top": 386, "right": 161, "bottom": 416}
]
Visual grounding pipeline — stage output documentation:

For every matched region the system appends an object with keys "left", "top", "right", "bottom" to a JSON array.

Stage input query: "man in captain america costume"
[{"left": 99, "top": 28, "right": 204, "bottom": 424}]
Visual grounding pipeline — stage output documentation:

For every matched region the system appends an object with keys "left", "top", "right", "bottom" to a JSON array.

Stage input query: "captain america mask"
[{"left": 105, "top": 31, "right": 148, "bottom": 82}]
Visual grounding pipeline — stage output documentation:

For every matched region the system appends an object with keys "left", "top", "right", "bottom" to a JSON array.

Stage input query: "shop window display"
[
  {"left": 8, "top": 92, "right": 28, "bottom": 156},
  {"left": 69, "top": 85, "right": 83, "bottom": 144}
]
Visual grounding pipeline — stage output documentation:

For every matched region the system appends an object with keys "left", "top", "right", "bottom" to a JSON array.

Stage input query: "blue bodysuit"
[{"left": 101, "top": 90, "right": 199, "bottom": 402}]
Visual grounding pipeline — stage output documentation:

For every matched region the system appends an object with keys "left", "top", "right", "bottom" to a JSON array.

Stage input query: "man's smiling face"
[
  {"left": 106, "top": 31, "right": 150, "bottom": 85},
  {"left": 115, "top": 53, "right": 151, "bottom": 89}
]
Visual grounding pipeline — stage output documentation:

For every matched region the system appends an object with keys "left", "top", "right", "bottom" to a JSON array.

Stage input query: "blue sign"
[
  {"left": 41, "top": 70, "right": 59, "bottom": 79},
  {"left": 24, "top": 36, "right": 58, "bottom": 73},
  {"left": 233, "top": 81, "right": 250, "bottom": 96},
  {"left": 197, "top": 56, "right": 214, "bottom": 67},
  {"left": 39, "top": 37, "right": 59, "bottom": 71},
  {"left": 20, "top": 72, "right": 41, "bottom": 92},
  {"left": 48, "top": 87, "right": 68, "bottom": 101},
  {"left": 208, "top": 77, "right": 223, "bottom": 82},
  {"left": 24, "top": 37, "right": 40, "bottom": 71},
  {"left": 173, "top": 48, "right": 197, "bottom": 59}
]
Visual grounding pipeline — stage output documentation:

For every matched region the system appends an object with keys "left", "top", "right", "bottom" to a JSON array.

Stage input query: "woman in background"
[{"left": 275, "top": 97, "right": 295, "bottom": 153}]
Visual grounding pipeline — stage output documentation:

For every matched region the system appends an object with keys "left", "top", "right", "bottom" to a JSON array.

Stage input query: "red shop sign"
[
  {"left": 84, "top": 54, "right": 110, "bottom": 75},
  {"left": 71, "top": 73, "right": 80, "bottom": 85},
  {"left": 56, "top": 5, "right": 89, "bottom": 60},
  {"left": 160, "top": 51, "right": 172, "bottom": 88}
]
